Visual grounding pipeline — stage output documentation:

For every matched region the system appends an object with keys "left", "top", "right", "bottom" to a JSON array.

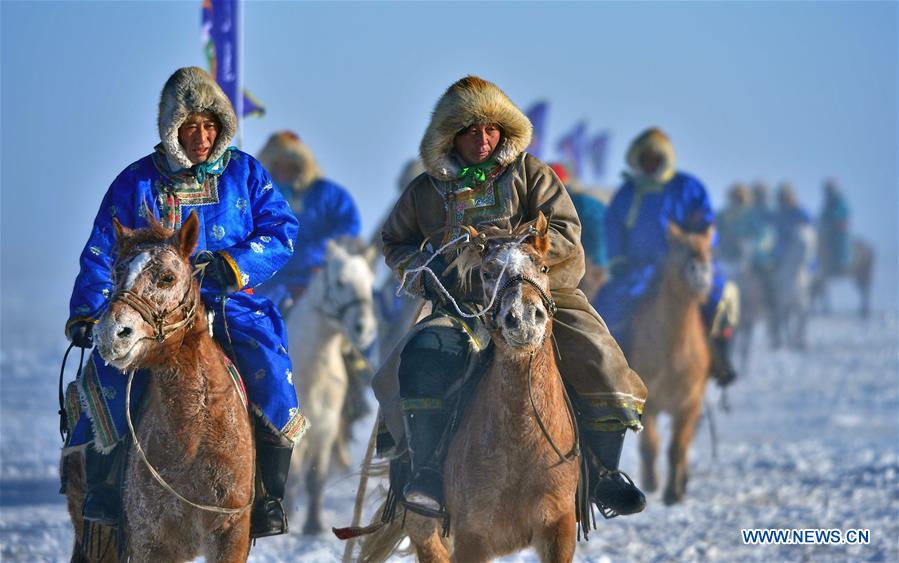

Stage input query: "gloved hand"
[
  {"left": 67, "top": 321, "right": 94, "bottom": 349},
  {"left": 421, "top": 253, "right": 457, "bottom": 303},
  {"left": 194, "top": 250, "right": 237, "bottom": 289}
]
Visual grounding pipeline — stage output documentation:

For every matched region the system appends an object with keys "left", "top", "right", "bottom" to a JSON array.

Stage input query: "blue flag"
[
  {"left": 202, "top": 0, "right": 265, "bottom": 118},
  {"left": 524, "top": 101, "right": 549, "bottom": 159},
  {"left": 589, "top": 131, "right": 610, "bottom": 180},
  {"left": 555, "top": 120, "right": 587, "bottom": 180}
]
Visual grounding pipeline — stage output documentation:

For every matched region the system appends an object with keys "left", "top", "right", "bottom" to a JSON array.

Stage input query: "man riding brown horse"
[{"left": 374, "top": 76, "right": 648, "bottom": 521}]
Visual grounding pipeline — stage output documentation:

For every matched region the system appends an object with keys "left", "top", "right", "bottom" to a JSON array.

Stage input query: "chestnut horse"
[
  {"left": 360, "top": 212, "right": 580, "bottom": 563},
  {"left": 62, "top": 211, "right": 254, "bottom": 562},
  {"left": 633, "top": 224, "right": 714, "bottom": 505}
]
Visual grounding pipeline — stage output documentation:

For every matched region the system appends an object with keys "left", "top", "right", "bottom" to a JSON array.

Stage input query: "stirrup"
[
  {"left": 250, "top": 497, "right": 288, "bottom": 539},
  {"left": 592, "top": 469, "right": 645, "bottom": 519}
]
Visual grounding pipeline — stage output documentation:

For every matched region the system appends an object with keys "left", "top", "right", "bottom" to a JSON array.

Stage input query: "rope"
[
  {"left": 57, "top": 342, "right": 82, "bottom": 443},
  {"left": 124, "top": 369, "right": 253, "bottom": 515},
  {"left": 340, "top": 408, "right": 381, "bottom": 563},
  {"left": 526, "top": 351, "right": 579, "bottom": 464}
]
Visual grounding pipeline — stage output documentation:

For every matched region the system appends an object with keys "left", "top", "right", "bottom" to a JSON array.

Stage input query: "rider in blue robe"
[
  {"left": 64, "top": 67, "right": 303, "bottom": 538},
  {"left": 593, "top": 128, "right": 737, "bottom": 384},
  {"left": 818, "top": 179, "right": 851, "bottom": 275},
  {"left": 255, "top": 131, "right": 361, "bottom": 310}
]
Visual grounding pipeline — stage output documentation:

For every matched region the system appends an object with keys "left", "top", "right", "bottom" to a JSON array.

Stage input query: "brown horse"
[
  {"left": 633, "top": 224, "right": 714, "bottom": 505},
  {"left": 62, "top": 211, "right": 254, "bottom": 562},
  {"left": 812, "top": 237, "right": 875, "bottom": 319},
  {"left": 360, "top": 212, "right": 580, "bottom": 563}
]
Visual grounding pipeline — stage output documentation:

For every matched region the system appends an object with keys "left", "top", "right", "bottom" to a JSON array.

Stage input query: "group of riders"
[{"left": 62, "top": 67, "right": 852, "bottom": 541}]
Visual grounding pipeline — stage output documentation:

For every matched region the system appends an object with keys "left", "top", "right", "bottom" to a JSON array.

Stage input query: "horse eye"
[
  {"left": 157, "top": 274, "right": 175, "bottom": 288},
  {"left": 541, "top": 265, "right": 550, "bottom": 274}
]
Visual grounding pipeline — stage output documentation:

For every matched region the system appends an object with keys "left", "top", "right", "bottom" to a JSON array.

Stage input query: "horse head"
[
  {"left": 666, "top": 222, "right": 714, "bottom": 300},
  {"left": 460, "top": 211, "right": 554, "bottom": 355},
  {"left": 319, "top": 237, "right": 378, "bottom": 352},
  {"left": 95, "top": 211, "right": 203, "bottom": 371}
]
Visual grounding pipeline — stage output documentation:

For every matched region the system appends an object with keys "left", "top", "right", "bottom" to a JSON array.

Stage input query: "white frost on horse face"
[
  {"left": 496, "top": 246, "right": 529, "bottom": 277},
  {"left": 125, "top": 251, "right": 152, "bottom": 290}
]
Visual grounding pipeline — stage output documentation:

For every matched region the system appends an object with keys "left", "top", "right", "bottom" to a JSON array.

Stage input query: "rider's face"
[
  {"left": 454, "top": 124, "right": 501, "bottom": 165},
  {"left": 637, "top": 149, "right": 663, "bottom": 176},
  {"left": 178, "top": 112, "right": 220, "bottom": 165}
]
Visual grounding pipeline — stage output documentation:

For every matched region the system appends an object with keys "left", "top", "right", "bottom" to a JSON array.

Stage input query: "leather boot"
[
  {"left": 82, "top": 444, "right": 122, "bottom": 525},
  {"left": 401, "top": 408, "right": 450, "bottom": 516},
  {"left": 584, "top": 429, "right": 646, "bottom": 518},
  {"left": 709, "top": 332, "right": 737, "bottom": 386},
  {"left": 250, "top": 442, "right": 293, "bottom": 539}
]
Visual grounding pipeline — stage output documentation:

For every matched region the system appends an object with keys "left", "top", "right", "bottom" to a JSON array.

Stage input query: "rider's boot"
[
  {"left": 709, "top": 329, "right": 738, "bottom": 386},
  {"left": 401, "top": 407, "right": 450, "bottom": 516},
  {"left": 584, "top": 428, "right": 646, "bottom": 518},
  {"left": 82, "top": 443, "right": 122, "bottom": 525},
  {"left": 250, "top": 441, "right": 293, "bottom": 538}
]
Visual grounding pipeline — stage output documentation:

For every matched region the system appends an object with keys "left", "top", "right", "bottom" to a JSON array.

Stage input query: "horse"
[
  {"left": 360, "top": 212, "right": 580, "bottom": 563},
  {"left": 812, "top": 237, "right": 875, "bottom": 319},
  {"left": 632, "top": 223, "right": 713, "bottom": 505},
  {"left": 62, "top": 211, "right": 254, "bottom": 562},
  {"left": 771, "top": 222, "right": 817, "bottom": 350},
  {"left": 284, "top": 237, "right": 378, "bottom": 535}
]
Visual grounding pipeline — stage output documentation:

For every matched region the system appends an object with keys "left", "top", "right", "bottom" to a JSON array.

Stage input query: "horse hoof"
[{"left": 662, "top": 489, "right": 682, "bottom": 505}]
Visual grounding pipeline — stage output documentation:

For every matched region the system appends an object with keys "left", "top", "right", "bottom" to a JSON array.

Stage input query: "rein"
[
  {"left": 124, "top": 370, "right": 253, "bottom": 516},
  {"left": 526, "top": 349, "right": 579, "bottom": 464},
  {"left": 112, "top": 286, "right": 198, "bottom": 343}
]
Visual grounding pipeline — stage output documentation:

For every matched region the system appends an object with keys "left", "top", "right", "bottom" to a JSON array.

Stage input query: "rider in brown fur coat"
[{"left": 378, "top": 76, "right": 648, "bottom": 519}]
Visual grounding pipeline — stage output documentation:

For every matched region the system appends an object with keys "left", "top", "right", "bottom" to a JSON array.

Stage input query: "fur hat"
[
  {"left": 257, "top": 131, "right": 323, "bottom": 192},
  {"left": 420, "top": 76, "right": 532, "bottom": 181},
  {"left": 158, "top": 67, "right": 237, "bottom": 171},
  {"left": 626, "top": 127, "right": 676, "bottom": 184}
]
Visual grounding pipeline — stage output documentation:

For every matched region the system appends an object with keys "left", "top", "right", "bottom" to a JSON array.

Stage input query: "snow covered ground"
[{"left": 2, "top": 307, "right": 896, "bottom": 562}]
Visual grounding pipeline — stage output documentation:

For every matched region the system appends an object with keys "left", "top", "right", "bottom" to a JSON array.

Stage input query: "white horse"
[
  {"left": 772, "top": 224, "right": 817, "bottom": 350},
  {"left": 285, "top": 238, "right": 378, "bottom": 535}
]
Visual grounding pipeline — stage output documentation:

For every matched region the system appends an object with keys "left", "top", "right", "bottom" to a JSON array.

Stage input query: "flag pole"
[{"left": 236, "top": 0, "right": 244, "bottom": 149}]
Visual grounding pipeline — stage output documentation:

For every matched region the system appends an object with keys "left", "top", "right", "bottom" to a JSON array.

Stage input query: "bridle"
[
  {"left": 111, "top": 249, "right": 199, "bottom": 343},
  {"left": 492, "top": 273, "right": 557, "bottom": 320},
  {"left": 317, "top": 261, "right": 370, "bottom": 324}
]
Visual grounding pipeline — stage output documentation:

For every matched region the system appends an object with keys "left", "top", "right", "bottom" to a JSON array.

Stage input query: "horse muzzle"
[{"left": 95, "top": 305, "right": 149, "bottom": 369}]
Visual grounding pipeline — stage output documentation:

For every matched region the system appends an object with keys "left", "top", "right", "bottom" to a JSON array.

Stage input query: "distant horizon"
[{"left": 2, "top": 1, "right": 896, "bottom": 345}]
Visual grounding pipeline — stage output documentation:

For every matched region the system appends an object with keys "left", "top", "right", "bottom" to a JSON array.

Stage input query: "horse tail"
[{"left": 355, "top": 497, "right": 409, "bottom": 563}]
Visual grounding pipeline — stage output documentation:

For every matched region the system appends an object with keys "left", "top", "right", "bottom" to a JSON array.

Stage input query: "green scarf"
[{"left": 457, "top": 157, "right": 499, "bottom": 189}]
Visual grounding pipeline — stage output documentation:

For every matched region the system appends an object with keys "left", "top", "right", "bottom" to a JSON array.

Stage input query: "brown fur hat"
[
  {"left": 158, "top": 67, "right": 237, "bottom": 171},
  {"left": 626, "top": 127, "right": 676, "bottom": 183},
  {"left": 420, "top": 76, "right": 532, "bottom": 181},
  {"left": 257, "top": 131, "right": 323, "bottom": 192}
]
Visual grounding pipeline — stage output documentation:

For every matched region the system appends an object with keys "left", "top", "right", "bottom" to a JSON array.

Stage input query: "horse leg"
[
  {"left": 206, "top": 514, "right": 251, "bottom": 563},
  {"left": 663, "top": 402, "right": 702, "bottom": 505},
  {"left": 451, "top": 531, "right": 493, "bottom": 563},
  {"left": 406, "top": 513, "right": 449, "bottom": 563},
  {"left": 302, "top": 454, "right": 327, "bottom": 535},
  {"left": 639, "top": 412, "right": 660, "bottom": 493},
  {"left": 534, "top": 510, "right": 577, "bottom": 563}
]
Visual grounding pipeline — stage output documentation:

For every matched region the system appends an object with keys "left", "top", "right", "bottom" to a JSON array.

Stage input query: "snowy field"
[{"left": 2, "top": 306, "right": 897, "bottom": 562}]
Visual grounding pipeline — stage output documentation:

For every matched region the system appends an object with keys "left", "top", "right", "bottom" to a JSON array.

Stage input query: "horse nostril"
[
  {"left": 117, "top": 326, "right": 133, "bottom": 339},
  {"left": 534, "top": 308, "right": 546, "bottom": 322},
  {"left": 504, "top": 311, "right": 519, "bottom": 328}
]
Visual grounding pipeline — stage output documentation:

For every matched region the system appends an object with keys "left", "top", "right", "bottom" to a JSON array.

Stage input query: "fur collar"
[
  {"left": 158, "top": 67, "right": 237, "bottom": 171},
  {"left": 256, "top": 131, "right": 323, "bottom": 193},
  {"left": 626, "top": 127, "right": 676, "bottom": 184},
  {"left": 420, "top": 76, "right": 532, "bottom": 181}
]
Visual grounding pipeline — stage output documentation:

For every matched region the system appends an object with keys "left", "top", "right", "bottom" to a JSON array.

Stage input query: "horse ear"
[
  {"left": 532, "top": 211, "right": 551, "bottom": 255},
  {"left": 363, "top": 243, "right": 380, "bottom": 269},
  {"left": 177, "top": 211, "right": 200, "bottom": 258},
  {"left": 667, "top": 222, "right": 685, "bottom": 241},
  {"left": 112, "top": 217, "right": 133, "bottom": 246}
]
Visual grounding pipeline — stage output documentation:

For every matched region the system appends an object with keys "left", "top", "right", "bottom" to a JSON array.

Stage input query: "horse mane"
[{"left": 115, "top": 212, "right": 177, "bottom": 259}]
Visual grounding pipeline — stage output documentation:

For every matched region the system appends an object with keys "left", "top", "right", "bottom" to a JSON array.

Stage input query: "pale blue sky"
[{"left": 2, "top": 0, "right": 897, "bottom": 342}]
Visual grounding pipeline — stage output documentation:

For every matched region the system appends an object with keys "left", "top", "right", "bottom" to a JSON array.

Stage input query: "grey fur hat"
[
  {"left": 420, "top": 76, "right": 532, "bottom": 181},
  {"left": 158, "top": 67, "right": 237, "bottom": 171}
]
